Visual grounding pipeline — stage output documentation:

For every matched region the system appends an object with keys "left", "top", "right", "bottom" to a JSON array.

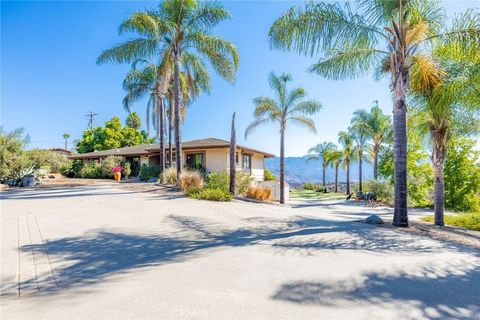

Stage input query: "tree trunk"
[
  {"left": 322, "top": 163, "right": 326, "bottom": 187},
  {"left": 346, "top": 161, "right": 350, "bottom": 195},
  {"left": 334, "top": 164, "right": 338, "bottom": 193},
  {"left": 358, "top": 151, "right": 363, "bottom": 194},
  {"left": 168, "top": 96, "right": 173, "bottom": 166},
  {"left": 279, "top": 128, "right": 285, "bottom": 204},
  {"left": 173, "top": 50, "right": 182, "bottom": 179},
  {"left": 229, "top": 113, "right": 236, "bottom": 195},
  {"left": 392, "top": 98, "right": 408, "bottom": 227},
  {"left": 373, "top": 149, "right": 378, "bottom": 180},
  {"left": 158, "top": 95, "right": 166, "bottom": 183},
  {"left": 64, "top": 139, "right": 67, "bottom": 150},
  {"left": 432, "top": 137, "right": 446, "bottom": 226}
]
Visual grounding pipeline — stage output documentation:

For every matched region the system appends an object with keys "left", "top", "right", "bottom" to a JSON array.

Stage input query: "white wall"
[{"left": 251, "top": 154, "right": 265, "bottom": 182}]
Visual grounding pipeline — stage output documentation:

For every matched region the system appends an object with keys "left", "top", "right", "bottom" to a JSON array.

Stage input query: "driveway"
[{"left": 1, "top": 185, "right": 479, "bottom": 320}]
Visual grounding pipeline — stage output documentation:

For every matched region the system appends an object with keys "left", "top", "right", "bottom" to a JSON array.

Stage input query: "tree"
[
  {"left": 269, "top": 0, "right": 480, "bottom": 226},
  {"left": 350, "top": 120, "right": 370, "bottom": 196},
  {"left": 325, "top": 149, "right": 343, "bottom": 193},
  {"left": 350, "top": 102, "right": 392, "bottom": 179},
  {"left": 62, "top": 133, "right": 71, "bottom": 150},
  {"left": 229, "top": 112, "right": 236, "bottom": 195},
  {"left": 125, "top": 112, "right": 142, "bottom": 130},
  {"left": 245, "top": 72, "right": 321, "bottom": 204},
  {"left": 0, "top": 127, "right": 28, "bottom": 181},
  {"left": 338, "top": 130, "right": 355, "bottom": 195},
  {"left": 307, "top": 142, "right": 336, "bottom": 187}
]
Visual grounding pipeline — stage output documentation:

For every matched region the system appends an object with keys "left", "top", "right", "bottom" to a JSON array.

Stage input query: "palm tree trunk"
[
  {"left": 158, "top": 95, "right": 166, "bottom": 183},
  {"left": 432, "top": 138, "right": 445, "bottom": 226},
  {"left": 279, "top": 128, "right": 285, "bottom": 204},
  {"left": 392, "top": 97, "right": 409, "bottom": 227},
  {"left": 334, "top": 164, "right": 338, "bottom": 193},
  {"left": 358, "top": 151, "right": 363, "bottom": 195},
  {"left": 168, "top": 99, "right": 173, "bottom": 167},
  {"left": 173, "top": 50, "right": 182, "bottom": 178},
  {"left": 64, "top": 139, "right": 67, "bottom": 150},
  {"left": 373, "top": 149, "right": 378, "bottom": 180},
  {"left": 229, "top": 112, "right": 236, "bottom": 195},
  {"left": 346, "top": 161, "right": 350, "bottom": 195},
  {"left": 322, "top": 163, "right": 326, "bottom": 187}
]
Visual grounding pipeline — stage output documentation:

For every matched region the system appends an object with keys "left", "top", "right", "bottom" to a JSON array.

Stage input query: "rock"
[
  {"left": 147, "top": 177, "right": 158, "bottom": 183},
  {"left": 365, "top": 215, "right": 384, "bottom": 224}
]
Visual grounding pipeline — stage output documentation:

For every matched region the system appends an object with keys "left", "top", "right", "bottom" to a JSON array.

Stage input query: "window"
[
  {"left": 186, "top": 153, "right": 204, "bottom": 170},
  {"left": 243, "top": 153, "right": 251, "bottom": 173}
]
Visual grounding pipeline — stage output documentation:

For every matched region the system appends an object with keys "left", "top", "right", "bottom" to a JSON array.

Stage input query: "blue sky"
[{"left": 1, "top": 0, "right": 477, "bottom": 156}]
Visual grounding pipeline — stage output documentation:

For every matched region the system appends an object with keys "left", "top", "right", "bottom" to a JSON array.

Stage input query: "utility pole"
[{"left": 85, "top": 112, "right": 98, "bottom": 130}]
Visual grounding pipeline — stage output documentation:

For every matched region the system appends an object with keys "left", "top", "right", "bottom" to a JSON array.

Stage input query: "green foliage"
[
  {"left": 189, "top": 188, "right": 232, "bottom": 202},
  {"left": 365, "top": 179, "right": 394, "bottom": 206},
  {"left": 24, "top": 149, "right": 68, "bottom": 173},
  {"left": 205, "top": 170, "right": 253, "bottom": 195},
  {"left": 76, "top": 156, "right": 123, "bottom": 179},
  {"left": 0, "top": 127, "right": 29, "bottom": 181},
  {"left": 302, "top": 182, "right": 315, "bottom": 190},
  {"left": 139, "top": 164, "right": 159, "bottom": 182},
  {"left": 125, "top": 112, "right": 142, "bottom": 130},
  {"left": 264, "top": 169, "right": 276, "bottom": 181},
  {"left": 76, "top": 116, "right": 153, "bottom": 154},
  {"left": 123, "top": 162, "right": 132, "bottom": 177},
  {"left": 444, "top": 138, "right": 480, "bottom": 212},
  {"left": 422, "top": 212, "right": 480, "bottom": 231}
]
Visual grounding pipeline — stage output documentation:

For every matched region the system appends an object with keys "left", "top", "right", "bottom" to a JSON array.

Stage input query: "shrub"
[
  {"left": 123, "top": 162, "right": 131, "bottom": 178},
  {"left": 25, "top": 149, "right": 68, "bottom": 173},
  {"left": 139, "top": 164, "right": 159, "bottom": 182},
  {"left": 421, "top": 212, "right": 480, "bottom": 231},
  {"left": 80, "top": 161, "right": 100, "bottom": 178},
  {"left": 365, "top": 179, "right": 394, "bottom": 206},
  {"left": 205, "top": 170, "right": 254, "bottom": 195},
  {"left": 264, "top": 169, "right": 277, "bottom": 181},
  {"left": 179, "top": 170, "right": 204, "bottom": 192},
  {"left": 315, "top": 185, "right": 326, "bottom": 193},
  {"left": 98, "top": 156, "right": 123, "bottom": 178},
  {"left": 164, "top": 167, "right": 177, "bottom": 185},
  {"left": 189, "top": 188, "right": 232, "bottom": 201},
  {"left": 246, "top": 186, "right": 273, "bottom": 201},
  {"left": 303, "top": 182, "right": 315, "bottom": 190}
]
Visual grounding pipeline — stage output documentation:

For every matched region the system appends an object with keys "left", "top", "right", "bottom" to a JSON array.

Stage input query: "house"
[
  {"left": 69, "top": 137, "right": 275, "bottom": 181},
  {"left": 49, "top": 148, "right": 72, "bottom": 157}
]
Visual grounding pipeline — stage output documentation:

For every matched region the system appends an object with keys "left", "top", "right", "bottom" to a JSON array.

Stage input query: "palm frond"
[
  {"left": 244, "top": 118, "right": 273, "bottom": 139},
  {"left": 97, "top": 39, "right": 159, "bottom": 65},
  {"left": 288, "top": 100, "right": 322, "bottom": 116},
  {"left": 288, "top": 116, "right": 317, "bottom": 133}
]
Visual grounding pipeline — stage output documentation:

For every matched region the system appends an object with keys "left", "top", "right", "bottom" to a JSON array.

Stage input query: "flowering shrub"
[{"left": 111, "top": 166, "right": 123, "bottom": 173}]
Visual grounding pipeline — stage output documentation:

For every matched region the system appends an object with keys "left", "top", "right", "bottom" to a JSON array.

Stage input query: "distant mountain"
[{"left": 265, "top": 156, "right": 373, "bottom": 187}]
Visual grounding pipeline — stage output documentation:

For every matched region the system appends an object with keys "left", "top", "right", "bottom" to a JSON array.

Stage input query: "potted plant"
[{"left": 111, "top": 166, "right": 123, "bottom": 182}]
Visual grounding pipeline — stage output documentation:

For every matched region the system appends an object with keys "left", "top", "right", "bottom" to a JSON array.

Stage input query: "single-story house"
[{"left": 69, "top": 137, "right": 275, "bottom": 181}]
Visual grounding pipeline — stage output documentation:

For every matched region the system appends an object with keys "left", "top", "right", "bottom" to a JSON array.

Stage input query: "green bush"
[
  {"left": 315, "top": 185, "right": 326, "bottom": 193},
  {"left": 164, "top": 167, "right": 177, "bottom": 184},
  {"left": 80, "top": 161, "right": 100, "bottom": 178},
  {"left": 302, "top": 182, "right": 315, "bottom": 190},
  {"left": 124, "top": 162, "right": 131, "bottom": 178},
  {"left": 25, "top": 149, "right": 68, "bottom": 173},
  {"left": 189, "top": 188, "right": 232, "bottom": 201},
  {"left": 264, "top": 169, "right": 276, "bottom": 181},
  {"left": 205, "top": 170, "right": 253, "bottom": 195},
  {"left": 139, "top": 164, "right": 159, "bottom": 182},
  {"left": 365, "top": 179, "right": 394, "bottom": 205},
  {"left": 421, "top": 212, "right": 480, "bottom": 231}
]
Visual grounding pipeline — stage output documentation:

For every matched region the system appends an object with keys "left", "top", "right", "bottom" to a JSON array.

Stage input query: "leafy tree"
[
  {"left": 349, "top": 123, "right": 370, "bottom": 195},
  {"left": 338, "top": 130, "right": 355, "bottom": 195},
  {"left": 307, "top": 142, "right": 337, "bottom": 187},
  {"left": 76, "top": 116, "right": 153, "bottom": 153},
  {"left": 62, "top": 133, "right": 71, "bottom": 150},
  {"left": 125, "top": 112, "right": 142, "bottom": 130},
  {"left": 269, "top": 0, "right": 480, "bottom": 226},
  {"left": 245, "top": 72, "right": 321, "bottom": 204},
  {"left": 444, "top": 137, "right": 480, "bottom": 213},
  {"left": 0, "top": 127, "right": 29, "bottom": 181}
]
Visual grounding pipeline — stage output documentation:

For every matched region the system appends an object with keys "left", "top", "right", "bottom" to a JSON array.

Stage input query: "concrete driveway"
[{"left": 1, "top": 185, "right": 479, "bottom": 320}]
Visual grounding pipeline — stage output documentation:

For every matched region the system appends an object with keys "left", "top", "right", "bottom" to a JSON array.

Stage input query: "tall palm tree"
[
  {"left": 97, "top": 0, "right": 239, "bottom": 179},
  {"left": 351, "top": 102, "right": 392, "bottom": 179},
  {"left": 269, "top": 1, "right": 480, "bottom": 226},
  {"left": 307, "top": 142, "right": 336, "bottom": 187},
  {"left": 325, "top": 149, "right": 343, "bottom": 193},
  {"left": 245, "top": 72, "right": 322, "bottom": 204},
  {"left": 349, "top": 123, "right": 369, "bottom": 195},
  {"left": 410, "top": 40, "right": 480, "bottom": 226},
  {"left": 338, "top": 130, "right": 355, "bottom": 195},
  {"left": 62, "top": 133, "right": 70, "bottom": 150}
]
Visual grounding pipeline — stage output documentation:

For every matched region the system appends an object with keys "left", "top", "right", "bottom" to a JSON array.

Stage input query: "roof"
[{"left": 69, "top": 138, "right": 275, "bottom": 159}]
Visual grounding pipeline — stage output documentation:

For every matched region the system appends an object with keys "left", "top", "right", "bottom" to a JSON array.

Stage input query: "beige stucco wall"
[
  {"left": 251, "top": 154, "right": 265, "bottom": 181},
  {"left": 205, "top": 149, "right": 229, "bottom": 173}
]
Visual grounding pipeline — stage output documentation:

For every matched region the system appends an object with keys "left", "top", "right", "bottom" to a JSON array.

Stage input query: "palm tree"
[
  {"left": 269, "top": 1, "right": 480, "bottom": 226},
  {"left": 350, "top": 102, "right": 392, "bottom": 179},
  {"left": 229, "top": 112, "right": 236, "bottom": 195},
  {"left": 338, "top": 130, "right": 355, "bottom": 195},
  {"left": 410, "top": 40, "right": 480, "bottom": 226},
  {"left": 97, "top": 0, "right": 239, "bottom": 180},
  {"left": 349, "top": 123, "right": 369, "bottom": 196},
  {"left": 307, "top": 142, "right": 336, "bottom": 187},
  {"left": 245, "top": 72, "right": 322, "bottom": 204},
  {"left": 325, "top": 149, "right": 343, "bottom": 193},
  {"left": 62, "top": 133, "right": 70, "bottom": 150}
]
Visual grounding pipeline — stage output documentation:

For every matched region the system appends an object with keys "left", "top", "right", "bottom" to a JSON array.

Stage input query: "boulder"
[{"left": 365, "top": 215, "right": 384, "bottom": 224}]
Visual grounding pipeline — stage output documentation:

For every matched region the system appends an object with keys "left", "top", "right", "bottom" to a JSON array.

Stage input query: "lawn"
[
  {"left": 421, "top": 212, "right": 480, "bottom": 231},
  {"left": 290, "top": 189, "right": 346, "bottom": 199}
]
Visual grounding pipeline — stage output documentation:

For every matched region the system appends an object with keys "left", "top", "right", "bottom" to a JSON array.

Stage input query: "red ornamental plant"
[{"left": 111, "top": 166, "right": 123, "bottom": 173}]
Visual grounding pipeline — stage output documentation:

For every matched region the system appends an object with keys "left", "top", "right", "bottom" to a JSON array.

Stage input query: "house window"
[
  {"left": 186, "top": 153, "right": 204, "bottom": 170},
  {"left": 243, "top": 153, "right": 251, "bottom": 173}
]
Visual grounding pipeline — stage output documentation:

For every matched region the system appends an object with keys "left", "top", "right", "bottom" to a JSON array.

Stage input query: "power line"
[{"left": 84, "top": 111, "right": 98, "bottom": 130}]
